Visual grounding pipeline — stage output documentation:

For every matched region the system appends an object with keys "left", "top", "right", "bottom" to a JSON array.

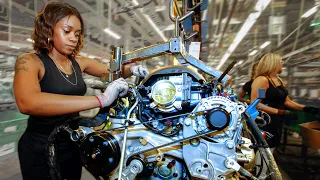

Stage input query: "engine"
[{"left": 71, "top": 66, "right": 259, "bottom": 180}]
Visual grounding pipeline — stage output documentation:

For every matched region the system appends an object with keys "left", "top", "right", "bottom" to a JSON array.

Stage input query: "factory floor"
[
  {"left": 0, "top": 133, "right": 319, "bottom": 180},
  {"left": 0, "top": 152, "right": 95, "bottom": 180},
  {"left": 275, "top": 131, "right": 320, "bottom": 180}
]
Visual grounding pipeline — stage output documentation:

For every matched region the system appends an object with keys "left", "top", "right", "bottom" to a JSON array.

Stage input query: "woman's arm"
[
  {"left": 239, "top": 82, "right": 251, "bottom": 104},
  {"left": 76, "top": 56, "right": 134, "bottom": 78},
  {"left": 239, "top": 89, "right": 250, "bottom": 104},
  {"left": 13, "top": 54, "right": 100, "bottom": 116},
  {"left": 250, "top": 76, "right": 279, "bottom": 114},
  {"left": 284, "top": 96, "right": 305, "bottom": 111}
]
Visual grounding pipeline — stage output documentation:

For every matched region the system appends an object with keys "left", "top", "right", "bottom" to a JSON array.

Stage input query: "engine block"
[{"left": 69, "top": 66, "right": 262, "bottom": 180}]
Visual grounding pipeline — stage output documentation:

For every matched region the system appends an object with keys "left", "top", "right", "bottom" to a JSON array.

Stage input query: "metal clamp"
[{"left": 169, "top": 0, "right": 196, "bottom": 23}]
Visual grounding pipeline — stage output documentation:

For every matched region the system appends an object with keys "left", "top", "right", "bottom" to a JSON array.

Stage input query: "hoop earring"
[{"left": 47, "top": 38, "right": 51, "bottom": 44}]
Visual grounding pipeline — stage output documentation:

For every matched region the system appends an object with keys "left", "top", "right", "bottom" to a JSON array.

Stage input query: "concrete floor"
[
  {"left": 0, "top": 152, "right": 95, "bottom": 180},
  {"left": 275, "top": 131, "right": 320, "bottom": 180}
]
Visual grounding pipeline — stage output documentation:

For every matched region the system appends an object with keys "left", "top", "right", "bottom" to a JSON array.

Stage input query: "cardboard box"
[{"left": 299, "top": 121, "right": 320, "bottom": 149}]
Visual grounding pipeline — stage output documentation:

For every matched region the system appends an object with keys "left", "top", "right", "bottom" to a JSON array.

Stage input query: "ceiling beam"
[
  {"left": 76, "top": 0, "right": 154, "bottom": 43},
  {"left": 282, "top": 40, "right": 320, "bottom": 59},
  {"left": 112, "top": 0, "right": 156, "bottom": 42}
]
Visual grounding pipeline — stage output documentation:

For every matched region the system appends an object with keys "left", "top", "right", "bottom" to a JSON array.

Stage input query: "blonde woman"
[{"left": 250, "top": 53, "right": 319, "bottom": 148}]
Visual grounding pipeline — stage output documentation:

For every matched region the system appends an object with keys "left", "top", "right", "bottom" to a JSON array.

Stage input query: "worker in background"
[
  {"left": 239, "top": 63, "right": 258, "bottom": 104},
  {"left": 13, "top": 2, "right": 148, "bottom": 180},
  {"left": 251, "top": 53, "right": 319, "bottom": 148}
]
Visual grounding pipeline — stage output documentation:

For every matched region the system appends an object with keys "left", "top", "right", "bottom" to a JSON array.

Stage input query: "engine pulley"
[
  {"left": 205, "top": 108, "right": 230, "bottom": 130},
  {"left": 79, "top": 132, "right": 121, "bottom": 177}
]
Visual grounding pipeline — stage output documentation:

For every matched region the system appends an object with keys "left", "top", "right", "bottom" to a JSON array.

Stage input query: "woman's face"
[
  {"left": 276, "top": 59, "right": 283, "bottom": 74},
  {"left": 52, "top": 15, "right": 81, "bottom": 55}
]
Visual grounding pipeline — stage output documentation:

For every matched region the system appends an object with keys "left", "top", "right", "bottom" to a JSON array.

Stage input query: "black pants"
[
  {"left": 261, "top": 114, "right": 283, "bottom": 148},
  {"left": 18, "top": 131, "right": 82, "bottom": 180}
]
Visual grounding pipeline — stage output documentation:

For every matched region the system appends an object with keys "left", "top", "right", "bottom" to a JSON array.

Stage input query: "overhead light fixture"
[
  {"left": 144, "top": 15, "right": 168, "bottom": 41},
  {"left": 216, "top": 0, "right": 271, "bottom": 70},
  {"left": 301, "top": 6, "right": 319, "bottom": 18},
  {"left": 103, "top": 28, "right": 121, "bottom": 39},
  {"left": 9, "top": 45, "right": 21, "bottom": 49},
  {"left": 132, "top": 0, "right": 139, "bottom": 6},
  {"left": 131, "top": 0, "right": 168, "bottom": 41},
  {"left": 88, "top": 55, "right": 96, "bottom": 59},
  {"left": 163, "top": 24, "right": 175, "bottom": 31},
  {"left": 26, "top": 38, "right": 34, "bottom": 43},
  {"left": 155, "top": 6, "right": 166, "bottom": 12},
  {"left": 249, "top": 50, "right": 258, "bottom": 56},
  {"left": 79, "top": 52, "right": 88, "bottom": 57},
  {"left": 259, "top": 41, "right": 271, "bottom": 49}
]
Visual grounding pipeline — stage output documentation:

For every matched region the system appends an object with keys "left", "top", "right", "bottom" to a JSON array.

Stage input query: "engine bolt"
[
  {"left": 89, "top": 136, "right": 94, "bottom": 142},
  {"left": 225, "top": 140, "right": 234, "bottom": 149},
  {"left": 185, "top": 119, "right": 191, "bottom": 126},
  {"left": 167, "top": 160, "right": 176, "bottom": 168},
  {"left": 173, "top": 172, "right": 178, "bottom": 177},
  {"left": 140, "top": 138, "right": 148, "bottom": 146}
]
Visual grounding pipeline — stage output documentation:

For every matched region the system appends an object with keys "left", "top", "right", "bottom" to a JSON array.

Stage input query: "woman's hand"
[
  {"left": 96, "top": 78, "right": 129, "bottom": 108},
  {"left": 277, "top": 109, "right": 298, "bottom": 120},
  {"left": 303, "top": 106, "right": 320, "bottom": 116},
  {"left": 130, "top": 65, "right": 149, "bottom": 77}
]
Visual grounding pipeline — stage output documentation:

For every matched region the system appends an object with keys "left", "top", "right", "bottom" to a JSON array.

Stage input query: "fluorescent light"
[
  {"left": 88, "top": 55, "right": 96, "bottom": 59},
  {"left": 103, "top": 28, "right": 121, "bottom": 39},
  {"left": 302, "top": 6, "right": 318, "bottom": 18},
  {"left": 132, "top": 0, "right": 139, "bottom": 6},
  {"left": 155, "top": 6, "right": 166, "bottom": 12},
  {"left": 102, "top": 59, "right": 110, "bottom": 63},
  {"left": 144, "top": 15, "right": 168, "bottom": 41},
  {"left": 26, "top": 38, "right": 34, "bottom": 43},
  {"left": 79, "top": 52, "right": 88, "bottom": 57},
  {"left": 158, "top": 61, "right": 164, "bottom": 65},
  {"left": 9, "top": 45, "right": 21, "bottom": 49},
  {"left": 249, "top": 50, "right": 258, "bottom": 56},
  {"left": 259, "top": 41, "right": 271, "bottom": 49},
  {"left": 163, "top": 24, "right": 175, "bottom": 31},
  {"left": 131, "top": 0, "right": 167, "bottom": 41},
  {"left": 216, "top": 0, "right": 271, "bottom": 70}
]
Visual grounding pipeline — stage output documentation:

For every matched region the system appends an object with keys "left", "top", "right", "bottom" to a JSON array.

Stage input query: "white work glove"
[
  {"left": 130, "top": 65, "right": 149, "bottom": 77},
  {"left": 96, "top": 78, "right": 129, "bottom": 108}
]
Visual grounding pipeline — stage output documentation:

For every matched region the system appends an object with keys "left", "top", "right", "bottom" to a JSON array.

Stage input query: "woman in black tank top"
[
  {"left": 239, "top": 63, "right": 258, "bottom": 104},
  {"left": 251, "top": 53, "right": 319, "bottom": 148},
  {"left": 13, "top": 2, "right": 148, "bottom": 180}
]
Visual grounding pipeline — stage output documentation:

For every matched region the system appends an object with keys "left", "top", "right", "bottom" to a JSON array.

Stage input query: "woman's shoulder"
[
  {"left": 17, "top": 52, "right": 39, "bottom": 60},
  {"left": 16, "top": 52, "right": 44, "bottom": 68},
  {"left": 74, "top": 55, "right": 89, "bottom": 64},
  {"left": 254, "top": 76, "right": 269, "bottom": 82},
  {"left": 252, "top": 76, "right": 269, "bottom": 87}
]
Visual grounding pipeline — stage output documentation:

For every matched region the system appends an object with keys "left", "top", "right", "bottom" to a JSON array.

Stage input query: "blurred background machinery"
[{"left": 0, "top": 0, "right": 319, "bottom": 180}]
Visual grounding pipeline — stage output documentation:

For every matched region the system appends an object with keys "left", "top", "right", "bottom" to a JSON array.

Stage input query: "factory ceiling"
[{"left": 0, "top": 0, "right": 319, "bottom": 77}]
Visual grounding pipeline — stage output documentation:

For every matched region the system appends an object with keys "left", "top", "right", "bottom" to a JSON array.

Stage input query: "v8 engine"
[{"left": 62, "top": 66, "right": 275, "bottom": 180}]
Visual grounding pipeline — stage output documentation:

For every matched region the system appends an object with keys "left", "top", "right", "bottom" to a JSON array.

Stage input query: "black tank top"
[
  {"left": 27, "top": 52, "right": 87, "bottom": 134},
  {"left": 261, "top": 76, "right": 288, "bottom": 110}
]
